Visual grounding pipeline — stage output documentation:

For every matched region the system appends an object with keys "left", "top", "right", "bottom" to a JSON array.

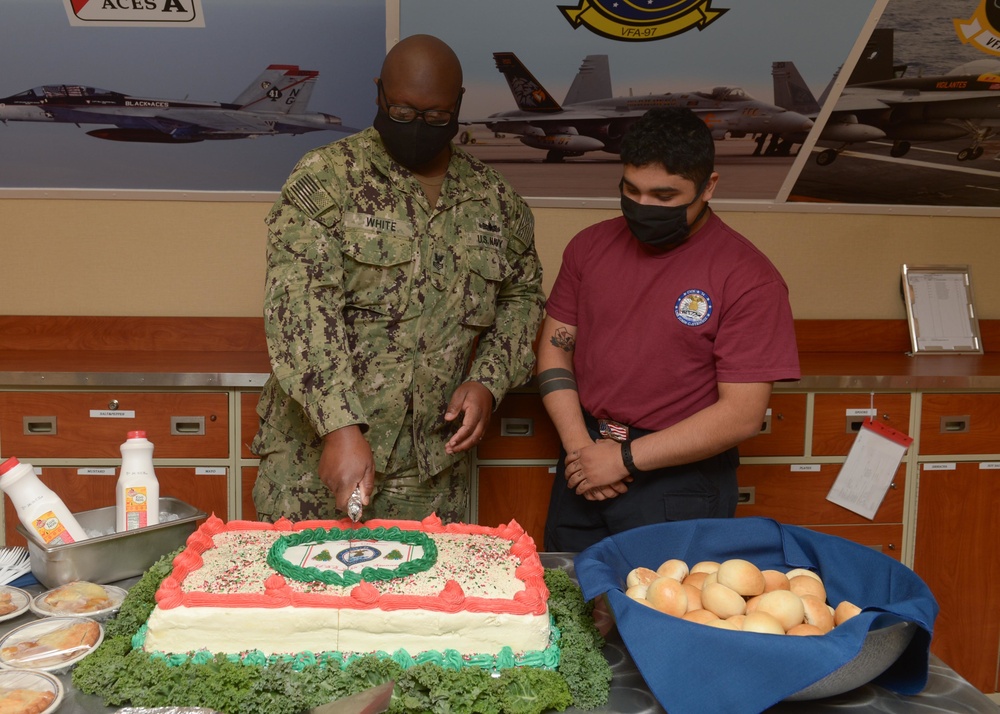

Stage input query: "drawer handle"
[
  {"left": 759, "top": 413, "right": 772, "bottom": 435},
  {"left": 846, "top": 418, "right": 865, "bottom": 433},
  {"left": 500, "top": 418, "right": 534, "bottom": 437},
  {"left": 939, "top": 415, "right": 970, "bottom": 433},
  {"left": 23, "top": 416, "right": 57, "bottom": 435},
  {"left": 737, "top": 486, "right": 755, "bottom": 505},
  {"left": 171, "top": 416, "right": 206, "bottom": 436}
]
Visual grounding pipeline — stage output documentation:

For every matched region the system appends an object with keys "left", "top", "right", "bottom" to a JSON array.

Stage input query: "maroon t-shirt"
[{"left": 545, "top": 212, "right": 800, "bottom": 431}]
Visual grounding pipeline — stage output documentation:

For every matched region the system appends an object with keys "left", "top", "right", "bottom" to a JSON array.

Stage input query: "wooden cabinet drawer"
[
  {"left": 919, "top": 393, "right": 1000, "bottom": 455},
  {"left": 477, "top": 465, "right": 554, "bottom": 548},
  {"left": 736, "top": 463, "right": 905, "bottom": 525},
  {"left": 477, "top": 393, "right": 560, "bottom": 461},
  {"left": 914, "top": 461, "right": 1000, "bottom": 692},
  {"left": 239, "top": 391, "right": 262, "bottom": 459},
  {"left": 0, "top": 391, "right": 229, "bottom": 459},
  {"left": 812, "top": 393, "right": 911, "bottom": 456},
  {"left": 3, "top": 465, "right": 225, "bottom": 547},
  {"left": 804, "top": 524, "right": 903, "bottom": 561},
  {"left": 738, "top": 393, "right": 807, "bottom": 457}
]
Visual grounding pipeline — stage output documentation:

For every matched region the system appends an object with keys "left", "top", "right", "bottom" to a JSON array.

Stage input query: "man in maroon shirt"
[{"left": 539, "top": 107, "right": 800, "bottom": 552}]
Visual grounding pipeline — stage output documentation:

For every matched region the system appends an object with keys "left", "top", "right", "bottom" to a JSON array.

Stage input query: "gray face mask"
[{"left": 373, "top": 108, "right": 459, "bottom": 171}]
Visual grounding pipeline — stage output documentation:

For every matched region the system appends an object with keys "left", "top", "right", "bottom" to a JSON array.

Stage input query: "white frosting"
[{"left": 143, "top": 605, "right": 551, "bottom": 657}]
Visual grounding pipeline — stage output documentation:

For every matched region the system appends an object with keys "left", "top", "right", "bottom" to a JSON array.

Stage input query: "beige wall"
[{"left": 1, "top": 197, "right": 997, "bottom": 320}]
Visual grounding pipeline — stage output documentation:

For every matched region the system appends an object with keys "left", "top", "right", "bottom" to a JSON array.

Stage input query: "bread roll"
[
  {"left": 690, "top": 560, "right": 720, "bottom": 575},
  {"left": 761, "top": 569, "right": 790, "bottom": 592},
  {"left": 742, "top": 611, "right": 785, "bottom": 635},
  {"left": 801, "top": 594, "right": 835, "bottom": 633},
  {"left": 717, "top": 559, "right": 765, "bottom": 597},
  {"left": 787, "top": 623, "right": 824, "bottom": 636},
  {"left": 789, "top": 574, "right": 827, "bottom": 601},
  {"left": 625, "top": 584, "right": 648, "bottom": 601},
  {"left": 755, "top": 590, "right": 805, "bottom": 631},
  {"left": 656, "top": 558, "right": 690, "bottom": 582},
  {"left": 682, "top": 571, "right": 709, "bottom": 590},
  {"left": 646, "top": 576, "right": 688, "bottom": 617},
  {"left": 834, "top": 600, "right": 862, "bottom": 626},
  {"left": 682, "top": 583, "right": 703, "bottom": 612},
  {"left": 626, "top": 567, "right": 659, "bottom": 588},
  {"left": 701, "top": 582, "right": 747, "bottom": 619},
  {"left": 682, "top": 608, "right": 718, "bottom": 625},
  {"left": 785, "top": 568, "right": 822, "bottom": 582},
  {"left": 706, "top": 618, "right": 740, "bottom": 630}
]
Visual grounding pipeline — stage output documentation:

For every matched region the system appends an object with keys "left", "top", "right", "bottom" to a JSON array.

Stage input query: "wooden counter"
[{"left": 3, "top": 317, "right": 1000, "bottom": 389}]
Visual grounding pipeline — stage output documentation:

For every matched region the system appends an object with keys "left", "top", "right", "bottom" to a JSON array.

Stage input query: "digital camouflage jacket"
[{"left": 256, "top": 128, "right": 544, "bottom": 478}]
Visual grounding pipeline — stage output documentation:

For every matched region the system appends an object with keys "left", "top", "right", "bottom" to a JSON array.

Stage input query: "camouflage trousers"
[{"left": 252, "top": 414, "right": 470, "bottom": 524}]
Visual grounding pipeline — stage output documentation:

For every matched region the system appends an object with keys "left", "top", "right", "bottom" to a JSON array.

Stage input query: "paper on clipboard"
[{"left": 827, "top": 418, "right": 913, "bottom": 520}]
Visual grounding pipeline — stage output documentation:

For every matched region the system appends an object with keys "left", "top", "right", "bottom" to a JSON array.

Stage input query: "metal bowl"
[{"left": 786, "top": 620, "right": 918, "bottom": 700}]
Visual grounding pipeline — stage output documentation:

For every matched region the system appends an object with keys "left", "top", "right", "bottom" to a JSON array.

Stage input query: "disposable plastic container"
[
  {"left": 0, "top": 457, "right": 88, "bottom": 546},
  {"left": 116, "top": 430, "right": 160, "bottom": 532}
]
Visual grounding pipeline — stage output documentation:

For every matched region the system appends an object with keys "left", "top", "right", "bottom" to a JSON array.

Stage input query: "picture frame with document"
[{"left": 901, "top": 264, "right": 983, "bottom": 355}]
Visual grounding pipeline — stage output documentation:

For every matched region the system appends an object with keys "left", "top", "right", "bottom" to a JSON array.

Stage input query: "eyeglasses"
[{"left": 377, "top": 80, "right": 462, "bottom": 127}]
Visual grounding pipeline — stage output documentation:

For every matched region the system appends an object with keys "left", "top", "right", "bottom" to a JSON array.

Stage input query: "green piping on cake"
[{"left": 266, "top": 526, "right": 438, "bottom": 586}]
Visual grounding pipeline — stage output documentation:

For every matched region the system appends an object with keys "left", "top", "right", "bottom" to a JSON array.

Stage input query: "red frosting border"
[{"left": 155, "top": 514, "right": 549, "bottom": 618}]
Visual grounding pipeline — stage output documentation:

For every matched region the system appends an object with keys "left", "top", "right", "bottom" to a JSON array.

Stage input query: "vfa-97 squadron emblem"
[
  {"left": 558, "top": 0, "right": 727, "bottom": 42},
  {"left": 955, "top": 0, "right": 1000, "bottom": 57}
]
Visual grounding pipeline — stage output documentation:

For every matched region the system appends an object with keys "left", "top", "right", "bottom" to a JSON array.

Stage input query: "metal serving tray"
[{"left": 16, "top": 498, "right": 205, "bottom": 588}]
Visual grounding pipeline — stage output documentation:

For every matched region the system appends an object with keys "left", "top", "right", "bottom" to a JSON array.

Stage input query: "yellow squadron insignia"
[
  {"left": 955, "top": 0, "right": 1000, "bottom": 57},
  {"left": 559, "top": 0, "right": 727, "bottom": 42}
]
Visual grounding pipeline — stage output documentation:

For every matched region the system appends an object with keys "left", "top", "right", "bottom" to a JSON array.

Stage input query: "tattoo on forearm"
[
  {"left": 537, "top": 367, "right": 578, "bottom": 396},
  {"left": 550, "top": 327, "right": 575, "bottom": 352}
]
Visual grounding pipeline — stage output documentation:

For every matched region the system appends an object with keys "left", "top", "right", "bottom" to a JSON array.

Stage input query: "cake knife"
[
  {"left": 347, "top": 484, "right": 363, "bottom": 522},
  {"left": 308, "top": 680, "right": 394, "bottom": 714}
]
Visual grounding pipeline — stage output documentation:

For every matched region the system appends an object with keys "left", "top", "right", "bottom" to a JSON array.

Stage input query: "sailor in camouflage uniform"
[{"left": 252, "top": 35, "right": 544, "bottom": 524}]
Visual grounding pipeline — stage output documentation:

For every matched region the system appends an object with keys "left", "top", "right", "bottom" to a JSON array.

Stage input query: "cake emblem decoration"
[{"left": 336, "top": 545, "right": 381, "bottom": 567}]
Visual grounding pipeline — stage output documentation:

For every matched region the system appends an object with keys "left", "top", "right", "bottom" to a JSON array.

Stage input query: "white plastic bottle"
[
  {"left": 116, "top": 430, "right": 160, "bottom": 532},
  {"left": 0, "top": 456, "right": 88, "bottom": 545}
]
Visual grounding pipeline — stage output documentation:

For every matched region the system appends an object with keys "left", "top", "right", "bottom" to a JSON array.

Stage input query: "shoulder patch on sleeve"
[
  {"left": 285, "top": 173, "right": 336, "bottom": 218},
  {"left": 504, "top": 196, "right": 535, "bottom": 256}
]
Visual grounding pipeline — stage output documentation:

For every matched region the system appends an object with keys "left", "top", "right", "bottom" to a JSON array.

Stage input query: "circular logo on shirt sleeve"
[{"left": 675, "top": 289, "right": 712, "bottom": 326}]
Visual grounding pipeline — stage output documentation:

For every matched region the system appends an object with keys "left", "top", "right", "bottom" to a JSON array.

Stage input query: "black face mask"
[
  {"left": 373, "top": 108, "right": 459, "bottom": 171},
  {"left": 620, "top": 186, "right": 709, "bottom": 250}
]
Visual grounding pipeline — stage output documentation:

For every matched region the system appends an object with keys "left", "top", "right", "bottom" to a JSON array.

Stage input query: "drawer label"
[
  {"left": 89, "top": 410, "right": 136, "bottom": 419},
  {"left": 923, "top": 463, "right": 956, "bottom": 471},
  {"left": 78, "top": 468, "right": 115, "bottom": 476},
  {"left": 846, "top": 408, "right": 876, "bottom": 416},
  {"left": 196, "top": 467, "right": 227, "bottom": 476},
  {"left": 790, "top": 464, "right": 821, "bottom": 472},
  {"left": 978, "top": 462, "right": 1000, "bottom": 470}
]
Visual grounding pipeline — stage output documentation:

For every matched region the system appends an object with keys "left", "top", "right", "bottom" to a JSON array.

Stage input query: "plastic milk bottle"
[
  {"left": 116, "top": 430, "right": 160, "bottom": 532},
  {"left": 0, "top": 456, "right": 88, "bottom": 545}
]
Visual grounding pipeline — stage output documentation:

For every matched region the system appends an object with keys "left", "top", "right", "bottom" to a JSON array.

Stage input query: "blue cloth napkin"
[{"left": 574, "top": 517, "right": 937, "bottom": 714}]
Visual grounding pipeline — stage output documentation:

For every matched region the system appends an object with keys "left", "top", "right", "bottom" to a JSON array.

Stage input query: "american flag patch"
[
  {"left": 598, "top": 419, "right": 629, "bottom": 442},
  {"left": 286, "top": 174, "right": 334, "bottom": 217}
]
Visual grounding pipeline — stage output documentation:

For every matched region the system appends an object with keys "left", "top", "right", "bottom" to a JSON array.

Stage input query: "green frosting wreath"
[{"left": 266, "top": 526, "right": 437, "bottom": 587}]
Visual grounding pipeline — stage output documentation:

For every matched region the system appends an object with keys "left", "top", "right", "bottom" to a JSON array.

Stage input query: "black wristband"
[{"left": 621, "top": 441, "right": 642, "bottom": 476}]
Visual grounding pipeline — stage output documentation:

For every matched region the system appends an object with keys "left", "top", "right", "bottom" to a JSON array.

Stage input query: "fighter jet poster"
[
  {"left": 0, "top": 0, "right": 384, "bottom": 195},
  {"left": 399, "top": 0, "right": 879, "bottom": 204},
  {"left": 787, "top": 0, "right": 1000, "bottom": 209}
]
